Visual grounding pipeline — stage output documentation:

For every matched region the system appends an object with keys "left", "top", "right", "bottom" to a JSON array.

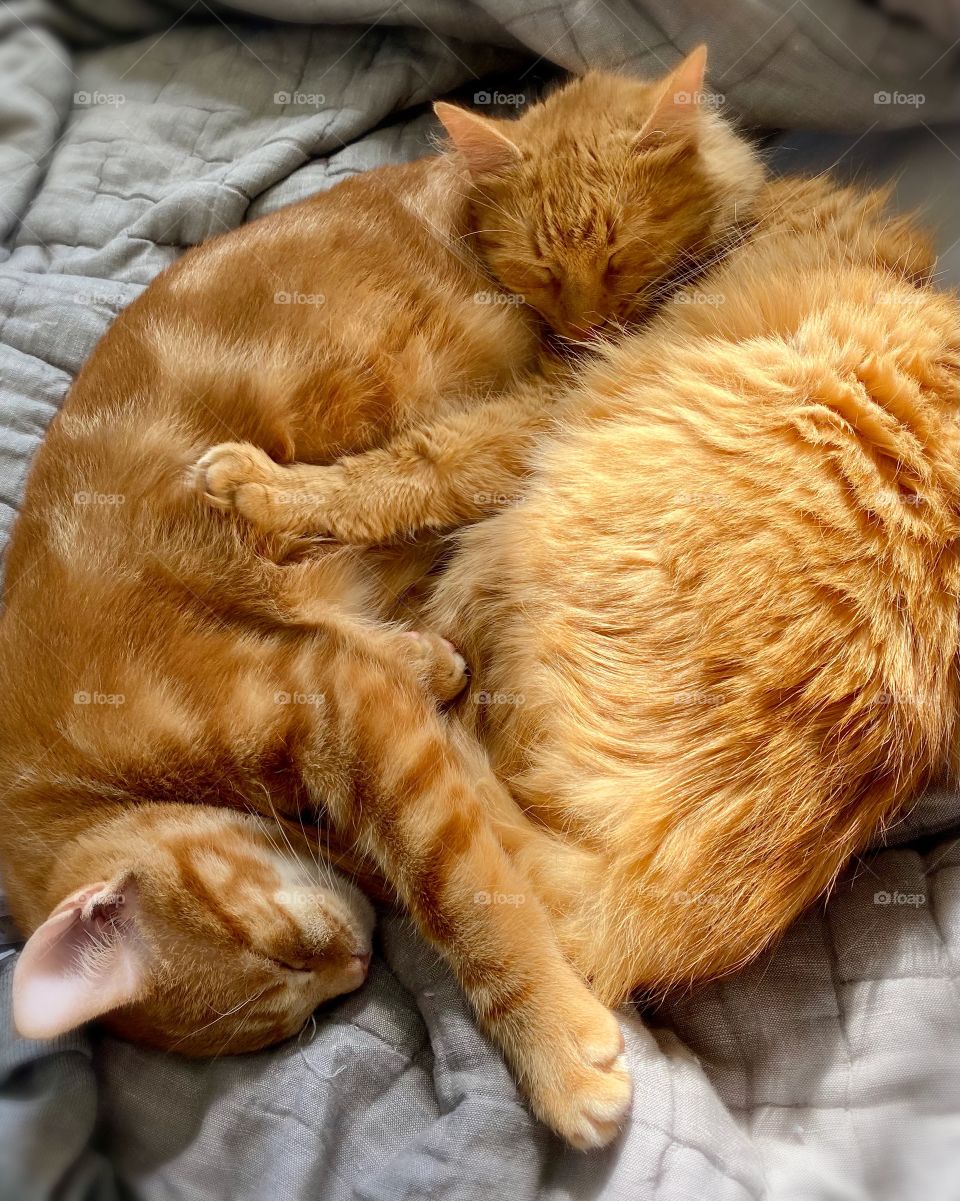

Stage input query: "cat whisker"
[{"left": 166, "top": 984, "right": 270, "bottom": 1055}]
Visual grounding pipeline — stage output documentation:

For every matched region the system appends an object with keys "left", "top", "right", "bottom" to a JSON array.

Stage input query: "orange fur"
[
  {"left": 198, "top": 47, "right": 760, "bottom": 547},
  {"left": 0, "top": 62, "right": 744, "bottom": 1147},
  {"left": 442, "top": 48, "right": 762, "bottom": 340},
  {"left": 426, "top": 173, "right": 960, "bottom": 1005},
  {"left": 4, "top": 48, "right": 943, "bottom": 1147}
]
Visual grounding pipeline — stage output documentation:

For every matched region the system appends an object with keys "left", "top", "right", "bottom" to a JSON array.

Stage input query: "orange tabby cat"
[
  {"left": 196, "top": 46, "right": 761, "bottom": 545},
  {"left": 0, "top": 51, "right": 775, "bottom": 1145},
  {"left": 424, "top": 172, "right": 960, "bottom": 1006},
  {"left": 0, "top": 53, "right": 750, "bottom": 1149}
]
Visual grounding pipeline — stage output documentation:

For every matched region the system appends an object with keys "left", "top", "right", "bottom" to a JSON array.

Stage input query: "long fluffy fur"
[{"left": 427, "top": 174, "right": 960, "bottom": 1005}]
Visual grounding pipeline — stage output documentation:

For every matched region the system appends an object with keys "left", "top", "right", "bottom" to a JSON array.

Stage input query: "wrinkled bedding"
[{"left": 2, "top": 3, "right": 960, "bottom": 1198}]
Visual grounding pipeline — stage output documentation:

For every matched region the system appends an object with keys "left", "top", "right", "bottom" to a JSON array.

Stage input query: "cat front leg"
[
  {"left": 191, "top": 442, "right": 343, "bottom": 538},
  {"left": 293, "top": 629, "right": 632, "bottom": 1148},
  {"left": 192, "top": 382, "right": 558, "bottom": 544}
]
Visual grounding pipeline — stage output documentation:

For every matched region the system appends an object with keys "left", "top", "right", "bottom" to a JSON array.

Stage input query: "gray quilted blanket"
[{"left": 1, "top": 3, "right": 959, "bottom": 1198}]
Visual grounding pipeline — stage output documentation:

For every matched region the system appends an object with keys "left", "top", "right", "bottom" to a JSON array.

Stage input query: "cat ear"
[
  {"left": 434, "top": 102, "right": 521, "bottom": 176},
  {"left": 12, "top": 873, "right": 149, "bottom": 1040},
  {"left": 636, "top": 45, "right": 709, "bottom": 145}
]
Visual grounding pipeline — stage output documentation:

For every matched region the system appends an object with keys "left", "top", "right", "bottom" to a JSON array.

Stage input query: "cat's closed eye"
[
  {"left": 604, "top": 243, "right": 647, "bottom": 288},
  {"left": 268, "top": 955, "right": 315, "bottom": 973},
  {"left": 521, "top": 262, "right": 560, "bottom": 292}
]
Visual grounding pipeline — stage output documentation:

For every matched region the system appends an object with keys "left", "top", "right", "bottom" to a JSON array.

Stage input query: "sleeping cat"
[
  {"left": 201, "top": 67, "right": 958, "bottom": 1015},
  {"left": 195, "top": 46, "right": 761, "bottom": 544},
  {"left": 423, "top": 171, "right": 960, "bottom": 1006},
  {"left": 0, "top": 50, "right": 747, "bottom": 1149}
]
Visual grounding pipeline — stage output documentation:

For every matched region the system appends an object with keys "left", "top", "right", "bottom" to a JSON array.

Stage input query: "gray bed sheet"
[{"left": 1, "top": 3, "right": 959, "bottom": 1199}]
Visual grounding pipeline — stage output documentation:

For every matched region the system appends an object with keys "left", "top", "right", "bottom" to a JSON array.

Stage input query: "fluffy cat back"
[{"left": 429, "top": 177, "right": 960, "bottom": 1004}]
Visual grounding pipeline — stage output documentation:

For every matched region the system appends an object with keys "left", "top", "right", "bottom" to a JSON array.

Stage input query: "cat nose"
[{"left": 347, "top": 951, "right": 371, "bottom": 983}]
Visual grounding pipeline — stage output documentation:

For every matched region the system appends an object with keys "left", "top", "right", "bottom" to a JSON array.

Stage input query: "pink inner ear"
[
  {"left": 434, "top": 102, "right": 521, "bottom": 175},
  {"left": 13, "top": 877, "right": 147, "bottom": 1041}
]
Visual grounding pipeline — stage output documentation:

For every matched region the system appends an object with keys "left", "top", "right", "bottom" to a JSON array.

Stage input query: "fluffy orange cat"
[
  {"left": 0, "top": 51, "right": 741, "bottom": 1150},
  {"left": 203, "top": 52, "right": 957, "bottom": 1012},
  {"left": 424, "top": 172, "right": 960, "bottom": 1005}
]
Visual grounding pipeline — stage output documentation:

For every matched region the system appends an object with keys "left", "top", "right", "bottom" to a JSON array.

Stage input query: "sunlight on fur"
[{"left": 1, "top": 46, "right": 956, "bottom": 1151}]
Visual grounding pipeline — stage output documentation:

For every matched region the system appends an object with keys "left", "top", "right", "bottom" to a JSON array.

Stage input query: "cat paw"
[
  {"left": 528, "top": 999, "right": 631, "bottom": 1150},
  {"left": 192, "top": 442, "right": 280, "bottom": 516},
  {"left": 193, "top": 446, "right": 361, "bottom": 541},
  {"left": 401, "top": 631, "right": 470, "bottom": 702}
]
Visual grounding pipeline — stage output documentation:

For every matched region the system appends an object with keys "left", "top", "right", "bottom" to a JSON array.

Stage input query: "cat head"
[
  {"left": 437, "top": 47, "right": 763, "bottom": 340},
  {"left": 12, "top": 804, "right": 374, "bottom": 1055}
]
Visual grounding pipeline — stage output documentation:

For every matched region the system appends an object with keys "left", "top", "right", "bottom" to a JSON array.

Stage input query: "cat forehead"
[
  {"left": 527, "top": 170, "right": 633, "bottom": 247},
  {"left": 536, "top": 205, "right": 613, "bottom": 251},
  {"left": 517, "top": 126, "right": 645, "bottom": 181},
  {"left": 517, "top": 143, "right": 677, "bottom": 235}
]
